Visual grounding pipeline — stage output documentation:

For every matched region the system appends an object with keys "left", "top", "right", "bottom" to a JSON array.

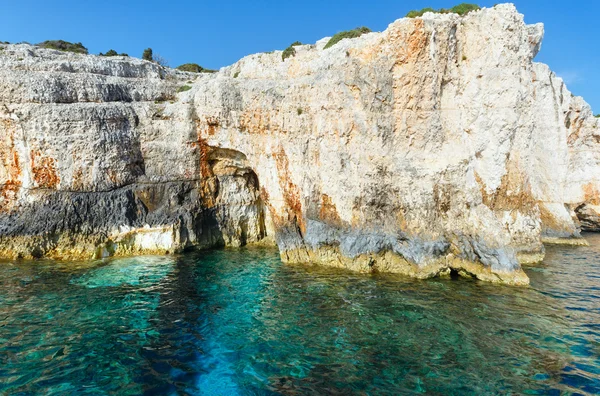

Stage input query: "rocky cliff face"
[{"left": 1, "top": 3, "right": 599, "bottom": 285}]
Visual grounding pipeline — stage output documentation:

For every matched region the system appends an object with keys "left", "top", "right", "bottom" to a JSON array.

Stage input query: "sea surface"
[{"left": 1, "top": 235, "right": 599, "bottom": 395}]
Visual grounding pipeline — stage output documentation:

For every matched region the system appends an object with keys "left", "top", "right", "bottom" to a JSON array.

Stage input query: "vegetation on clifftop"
[
  {"left": 282, "top": 41, "right": 302, "bottom": 61},
  {"left": 406, "top": 3, "right": 480, "bottom": 18},
  {"left": 99, "top": 49, "right": 128, "bottom": 57},
  {"left": 141, "top": 48, "right": 169, "bottom": 67},
  {"left": 176, "top": 63, "right": 216, "bottom": 73},
  {"left": 324, "top": 27, "right": 371, "bottom": 49},
  {"left": 5, "top": 3, "right": 485, "bottom": 73},
  {"left": 36, "top": 40, "right": 88, "bottom": 54},
  {"left": 142, "top": 48, "right": 153, "bottom": 61},
  {"left": 101, "top": 49, "right": 118, "bottom": 56}
]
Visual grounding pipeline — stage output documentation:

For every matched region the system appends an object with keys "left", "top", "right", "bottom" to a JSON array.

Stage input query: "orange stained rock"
[
  {"left": 475, "top": 164, "right": 536, "bottom": 213},
  {"left": 407, "top": 19, "right": 428, "bottom": 61},
  {"left": 0, "top": 181, "right": 20, "bottom": 212},
  {"left": 566, "top": 113, "right": 585, "bottom": 145},
  {"left": 0, "top": 120, "right": 23, "bottom": 212},
  {"left": 192, "top": 119, "right": 213, "bottom": 179},
  {"left": 583, "top": 182, "right": 600, "bottom": 205},
  {"left": 239, "top": 107, "right": 279, "bottom": 135},
  {"left": 206, "top": 116, "right": 219, "bottom": 136},
  {"left": 274, "top": 147, "right": 305, "bottom": 234},
  {"left": 30, "top": 150, "right": 60, "bottom": 189},
  {"left": 319, "top": 194, "right": 344, "bottom": 227},
  {"left": 1, "top": 119, "right": 22, "bottom": 182}
]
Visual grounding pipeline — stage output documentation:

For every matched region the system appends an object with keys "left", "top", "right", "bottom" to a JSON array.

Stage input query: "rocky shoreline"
[{"left": 1, "top": 4, "right": 599, "bottom": 284}]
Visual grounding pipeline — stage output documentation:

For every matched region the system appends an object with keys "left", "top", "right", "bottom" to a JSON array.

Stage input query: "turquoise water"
[{"left": 1, "top": 236, "right": 600, "bottom": 395}]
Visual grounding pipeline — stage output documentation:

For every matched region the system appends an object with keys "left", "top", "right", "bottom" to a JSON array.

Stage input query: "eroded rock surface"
[{"left": 1, "top": 4, "right": 599, "bottom": 284}]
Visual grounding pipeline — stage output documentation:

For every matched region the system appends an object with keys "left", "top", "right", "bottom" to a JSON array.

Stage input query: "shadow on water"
[{"left": 0, "top": 239, "right": 599, "bottom": 394}]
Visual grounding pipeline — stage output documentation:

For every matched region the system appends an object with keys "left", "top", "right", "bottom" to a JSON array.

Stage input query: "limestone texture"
[{"left": 1, "top": 4, "right": 599, "bottom": 285}]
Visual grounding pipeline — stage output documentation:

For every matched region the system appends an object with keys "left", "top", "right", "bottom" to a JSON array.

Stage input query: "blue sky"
[{"left": 2, "top": 1, "right": 598, "bottom": 111}]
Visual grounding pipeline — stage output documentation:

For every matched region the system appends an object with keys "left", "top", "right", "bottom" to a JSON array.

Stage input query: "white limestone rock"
[{"left": 1, "top": 4, "right": 599, "bottom": 285}]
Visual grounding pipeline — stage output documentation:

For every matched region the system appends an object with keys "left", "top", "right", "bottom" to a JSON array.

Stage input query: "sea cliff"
[{"left": 1, "top": 4, "right": 599, "bottom": 284}]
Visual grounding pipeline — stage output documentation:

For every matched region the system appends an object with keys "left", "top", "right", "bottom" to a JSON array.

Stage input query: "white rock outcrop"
[{"left": 1, "top": 4, "right": 599, "bottom": 285}]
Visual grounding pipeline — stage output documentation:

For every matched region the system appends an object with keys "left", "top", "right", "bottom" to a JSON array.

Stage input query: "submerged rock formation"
[{"left": 1, "top": 4, "right": 599, "bottom": 284}]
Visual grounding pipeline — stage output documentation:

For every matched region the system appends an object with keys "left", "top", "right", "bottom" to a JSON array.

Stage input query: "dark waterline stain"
[{"left": 0, "top": 236, "right": 599, "bottom": 394}]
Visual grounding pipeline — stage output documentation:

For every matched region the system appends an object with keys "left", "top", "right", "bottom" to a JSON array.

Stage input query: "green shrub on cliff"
[
  {"left": 99, "top": 49, "right": 128, "bottom": 57},
  {"left": 177, "top": 85, "right": 192, "bottom": 93},
  {"left": 282, "top": 46, "right": 296, "bottom": 60},
  {"left": 142, "top": 48, "right": 153, "bottom": 61},
  {"left": 141, "top": 48, "right": 171, "bottom": 67},
  {"left": 176, "top": 63, "right": 202, "bottom": 72},
  {"left": 37, "top": 40, "right": 88, "bottom": 54},
  {"left": 176, "top": 63, "right": 216, "bottom": 73},
  {"left": 282, "top": 42, "right": 302, "bottom": 61},
  {"left": 450, "top": 3, "right": 480, "bottom": 15},
  {"left": 406, "top": 3, "right": 480, "bottom": 18},
  {"left": 595, "top": 114, "right": 600, "bottom": 118},
  {"left": 324, "top": 27, "right": 371, "bottom": 49},
  {"left": 406, "top": 8, "right": 436, "bottom": 18}
]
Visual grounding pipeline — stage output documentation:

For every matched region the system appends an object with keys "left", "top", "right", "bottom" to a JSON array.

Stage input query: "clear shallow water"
[{"left": 1, "top": 237, "right": 599, "bottom": 395}]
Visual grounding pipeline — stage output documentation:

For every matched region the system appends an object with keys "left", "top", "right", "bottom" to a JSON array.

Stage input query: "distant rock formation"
[{"left": 1, "top": 4, "right": 599, "bottom": 284}]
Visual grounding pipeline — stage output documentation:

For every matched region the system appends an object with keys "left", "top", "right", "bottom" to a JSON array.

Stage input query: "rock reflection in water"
[{"left": 0, "top": 236, "right": 599, "bottom": 394}]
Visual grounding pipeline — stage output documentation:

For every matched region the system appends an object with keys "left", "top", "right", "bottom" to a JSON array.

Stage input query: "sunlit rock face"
[
  {"left": 0, "top": 48, "right": 268, "bottom": 260},
  {"left": 0, "top": 4, "right": 599, "bottom": 284}
]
